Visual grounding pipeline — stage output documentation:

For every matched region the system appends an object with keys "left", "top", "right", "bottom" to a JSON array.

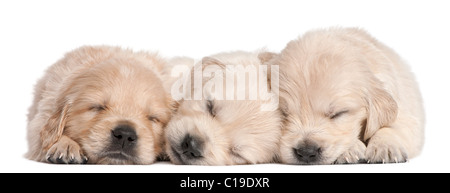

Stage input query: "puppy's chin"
[
  {"left": 95, "top": 157, "right": 135, "bottom": 165},
  {"left": 90, "top": 155, "right": 153, "bottom": 165},
  {"left": 167, "top": 145, "right": 203, "bottom": 165},
  {"left": 281, "top": 153, "right": 334, "bottom": 165},
  {"left": 166, "top": 143, "right": 228, "bottom": 165},
  {"left": 85, "top": 150, "right": 156, "bottom": 165}
]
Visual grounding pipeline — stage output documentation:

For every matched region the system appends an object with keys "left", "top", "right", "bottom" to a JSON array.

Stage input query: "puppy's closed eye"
[
  {"left": 89, "top": 104, "right": 107, "bottom": 112},
  {"left": 206, "top": 100, "right": 216, "bottom": 117},
  {"left": 330, "top": 110, "right": 349, "bottom": 120},
  {"left": 148, "top": 115, "right": 160, "bottom": 123}
]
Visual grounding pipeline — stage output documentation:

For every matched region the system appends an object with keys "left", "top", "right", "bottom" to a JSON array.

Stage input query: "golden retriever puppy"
[
  {"left": 273, "top": 28, "right": 424, "bottom": 164},
  {"left": 26, "top": 46, "right": 173, "bottom": 164},
  {"left": 164, "top": 51, "right": 282, "bottom": 165}
]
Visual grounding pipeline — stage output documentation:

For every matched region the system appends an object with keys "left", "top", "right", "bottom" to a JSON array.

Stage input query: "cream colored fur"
[
  {"left": 274, "top": 28, "right": 424, "bottom": 164},
  {"left": 164, "top": 51, "right": 283, "bottom": 165},
  {"left": 26, "top": 46, "right": 173, "bottom": 164}
]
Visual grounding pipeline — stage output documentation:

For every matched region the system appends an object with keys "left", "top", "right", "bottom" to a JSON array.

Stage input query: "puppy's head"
[
  {"left": 41, "top": 58, "right": 172, "bottom": 164},
  {"left": 165, "top": 51, "right": 282, "bottom": 165},
  {"left": 277, "top": 37, "right": 397, "bottom": 164}
]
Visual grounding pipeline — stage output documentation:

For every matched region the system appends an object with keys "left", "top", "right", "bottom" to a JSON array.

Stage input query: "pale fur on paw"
[
  {"left": 46, "top": 135, "right": 88, "bottom": 164},
  {"left": 335, "top": 140, "right": 366, "bottom": 164},
  {"left": 365, "top": 128, "right": 408, "bottom": 164}
]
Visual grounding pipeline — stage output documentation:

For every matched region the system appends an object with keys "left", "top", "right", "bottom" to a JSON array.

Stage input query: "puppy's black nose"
[
  {"left": 181, "top": 135, "right": 203, "bottom": 159},
  {"left": 111, "top": 125, "right": 137, "bottom": 149},
  {"left": 294, "top": 144, "right": 321, "bottom": 163}
]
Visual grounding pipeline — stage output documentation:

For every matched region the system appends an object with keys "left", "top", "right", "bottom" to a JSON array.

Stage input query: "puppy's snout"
[
  {"left": 111, "top": 125, "right": 137, "bottom": 149},
  {"left": 181, "top": 135, "right": 203, "bottom": 159},
  {"left": 294, "top": 144, "right": 321, "bottom": 163}
]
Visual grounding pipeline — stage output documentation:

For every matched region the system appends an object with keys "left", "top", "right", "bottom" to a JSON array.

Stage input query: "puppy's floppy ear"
[
  {"left": 258, "top": 52, "right": 279, "bottom": 91},
  {"left": 201, "top": 57, "right": 226, "bottom": 69},
  {"left": 364, "top": 80, "right": 398, "bottom": 141},
  {"left": 278, "top": 97, "right": 290, "bottom": 126},
  {"left": 40, "top": 100, "right": 71, "bottom": 150},
  {"left": 169, "top": 98, "right": 181, "bottom": 112},
  {"left": 166, "top": 96, "right": 181, "bottom": 120},
  {"left": 200, "top": 57, "right": 227, "bottom": 100},
  {"left": 258, "top": 52, "right": 277, "bottom": 64},
  {"left": 200, "top": 56, "right": 226, "bottom": 83}
]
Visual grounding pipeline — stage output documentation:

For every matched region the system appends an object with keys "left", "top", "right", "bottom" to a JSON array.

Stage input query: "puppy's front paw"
[
  {"left": 46, "top": 136, "right": 88, "bottom": 164},
  {"left": 366, "top": 128, "right": 408, "bottom": 164},
  {"left": 335, "top": 140, "right": 366, "bottom": 164}
]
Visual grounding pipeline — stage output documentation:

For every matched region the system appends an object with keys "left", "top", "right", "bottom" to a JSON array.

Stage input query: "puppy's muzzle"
[
  {"left": 293, "top": 143, "right": 321, "bottom": 164},
  {"left": 107, "top": 124, "right": 137, "bottom": 159},
  {"left": 181, "top": 134, "right": 203, "bottom": 159}
]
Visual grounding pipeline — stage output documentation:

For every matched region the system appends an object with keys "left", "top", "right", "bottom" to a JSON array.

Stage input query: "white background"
[{"left": 1, "top": 0, "right": 449, "bottom": 173}]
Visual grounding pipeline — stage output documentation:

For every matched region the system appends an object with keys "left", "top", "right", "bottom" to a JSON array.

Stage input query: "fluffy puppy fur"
[
  {"left": 273, "top": 28, "right": 424, "bottom": 164},
  {"left": 164, "top": 51, "right": 283, "bottom": 165},
  {"left": 26, "top": 46, "right": 173, "bottom": 164}
]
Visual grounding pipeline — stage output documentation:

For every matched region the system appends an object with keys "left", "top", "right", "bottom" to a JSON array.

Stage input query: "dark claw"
[
  {"left": 358, "top": 159, "right": 368, "bottom": 164},
  {"left": 82, "top": 156, "right": 89, "bottom": 164},
  {"left": 56, "top": 156, "right": 66, "bottom": 164},
  {"left": 47, "top": 154, "right": 55, "bottom": 163},
  {"left": 68, "top": 158, "right": 76, "bottom": 164},
  {"left": 402, "top": 153, "right": 409, "bottom": 163}
]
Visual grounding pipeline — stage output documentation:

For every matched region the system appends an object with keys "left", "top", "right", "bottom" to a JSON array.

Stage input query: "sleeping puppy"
[
  {"left": 273, "top": 28, "right": 424, "bottom": 164},
  {"left": 164, "top": 51, "right": 282, "bottom": 165},
  {"left": 26, "top": 46, "right": 173, "bottom": 164}
]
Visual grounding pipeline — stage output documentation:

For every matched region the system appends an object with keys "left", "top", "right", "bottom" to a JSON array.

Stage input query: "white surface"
[{"left": 0, "top": 0, "right": 449, "bottom": 173}]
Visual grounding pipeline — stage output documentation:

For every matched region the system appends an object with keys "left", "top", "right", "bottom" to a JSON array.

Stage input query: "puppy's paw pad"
[
  {"left": 46, "top": 137, "right": 87, "bottom": 164},
  {"left": 366, "top": 135, "right": 407, "bottom": 164},
  {"left": 335, "top": 140, "right": 366, "bottom": 164}
]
